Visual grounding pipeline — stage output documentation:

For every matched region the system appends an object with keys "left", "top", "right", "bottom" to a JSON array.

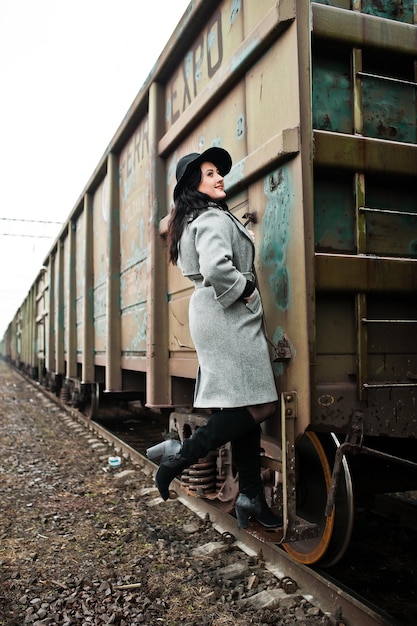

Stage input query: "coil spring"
[{"left": 181, "top": 458, "right": 217, "bottom": 495}]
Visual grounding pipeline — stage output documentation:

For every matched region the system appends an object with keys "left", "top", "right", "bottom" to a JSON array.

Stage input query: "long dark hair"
[{"left": 167, "top": 166, "right": 227, "bottom": 265}]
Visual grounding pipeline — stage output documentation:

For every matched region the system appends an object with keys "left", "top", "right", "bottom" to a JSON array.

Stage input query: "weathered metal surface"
[
  {"left": 362, "top": 209, "right": 417, "bottom": 258},
  {"left": 119, "top": 118, "right": 149, "bottom": 365},
  {"left": 35, "top": 270, "right": 47, "bottom": 375},
  {"left": 19, "top": 288, "right": 36, "bottom": 375},
  {"left": 161, "top": 0, "right": 295, "bottom": 157},
  {"left": 315, "top": 0, "right": 416, "bottom": 24},
  {"left": 55, "top": 243, "right": 64, "bottom": 375},
  {"left": 46, "top": 255, "right": 55, "bottom": 374},
  {"left": 66, "top": 221, "right": 77, "bottom": 379},
  {"left": 106, "top": 154, "right": 122, "bottom": 391},
  {"left": 75, "top": 214, "right": 85, "bottom": 363},
  {"left": 92, "top": 179, "right": 108, "bottom": 362},
  {"left": 361, "top": 0, "right": 416, "bottom": 23},
  {"left": 164, "top": 2, "right": 245, "bottom": 132},
  {"left": 312, "top": 4, "right": 417, "bottom": 434},
  {"left": 62, "top": 235, "right": 70, "bottom": 360},
  {"left": 313, "top": 49, "right": 352, "bottom": 134},
  {"left": 315, "top": 254, "right": 417, "bottom": 293},
  {"left": 362, "top": 75, "right": 416, "bottom": 143},
  {"left": 314, "top": 173, "right": 355, "bottom": 253},
  {"left": 312, "top": 3, "right": 417, "bottom": 53},
  {"left": 314, "top": 0, "right": 351, "bottom": 8},
  {"left": 82, "top": 194, "right": 95, "bottom": 383},
  {"left": 314, "top": 130, "right": 417, "bottom": 175},
  {"left": 314, "top": 177, "right": 417, "bottom": 257},
  {"left": 315, "top": 381, "right": 417, "bottom": 438}
]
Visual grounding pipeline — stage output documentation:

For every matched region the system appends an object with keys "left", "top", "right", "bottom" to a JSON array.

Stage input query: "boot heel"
[
  {"left": 235, "top": 493, "right": 282, "bottom": 529},
  {"left": 235, "top": 493, "right": 252, "bottom": 529},
  {"left": 146, "top": 439, "right": 181, "bottom": 461},
  {"left": 235, "top": 505, "right": 250, "bottom": 528}
]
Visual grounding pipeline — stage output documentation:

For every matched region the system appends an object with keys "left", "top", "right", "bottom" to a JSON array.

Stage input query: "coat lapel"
[{"left": 207, "top": 202, "right": 255, "bottom": 247}]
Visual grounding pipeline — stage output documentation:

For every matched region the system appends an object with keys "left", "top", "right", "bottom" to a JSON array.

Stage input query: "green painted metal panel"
[
  {"left": 314, "top": 174, "right": 355, "bottom": 253},
  {"left": 362, "top": 77, "right": 416, "bottom": 144},
  {"left": 361, "top": 0, "right": 416, "bottom": 24},
  {"left": 312, "top": 47, "right": 352, "bottom": 134},
  {"left": 365, "top": 174, "right": 417, "bottom": 257},
  {"left": 259, "top": 165, "right": 294, "bottom": 312},
  {"left": 313, "top": 0, "right": 416, "bottom": 23}
]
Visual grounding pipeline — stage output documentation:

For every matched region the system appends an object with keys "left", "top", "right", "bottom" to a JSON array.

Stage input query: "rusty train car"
[{"left": 2, "top": 0, "right": 417, "bottom": 566}]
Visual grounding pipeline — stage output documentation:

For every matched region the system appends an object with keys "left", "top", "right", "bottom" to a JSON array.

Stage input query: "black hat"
[{"left": 173, "top": 147, "right": 232, "bottom": 199}]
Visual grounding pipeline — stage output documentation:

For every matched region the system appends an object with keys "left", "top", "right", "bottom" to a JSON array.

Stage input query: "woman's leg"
[
  {"left": 148, "top": 402, "right": 276, "bottom": 500},
  {"left": 231, "top": 426, "right": 282, "bottom": 528},
  {"left": 231, "top": 426, "right": 263, "bottom": 497},
  {"left": 150, "top": 407, "right": 258, "bottom": 500},
  {"left": 247, "top": 400, "right": 277, "bottom": 424}
]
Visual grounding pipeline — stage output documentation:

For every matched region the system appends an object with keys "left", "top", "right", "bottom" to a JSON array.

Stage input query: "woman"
[{"left": 147, "top": 147, "right": 281, "bottom": 529}]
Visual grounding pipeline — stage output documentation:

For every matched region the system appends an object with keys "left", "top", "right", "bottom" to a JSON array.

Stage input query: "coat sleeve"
[{"left": 192, "top": 210, "right": 247, "bottom": 308}]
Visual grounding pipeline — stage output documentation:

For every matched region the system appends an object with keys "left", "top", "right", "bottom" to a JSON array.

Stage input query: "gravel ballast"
[{"left": 0, "top": 362, "right": 331, "bottom": 625}]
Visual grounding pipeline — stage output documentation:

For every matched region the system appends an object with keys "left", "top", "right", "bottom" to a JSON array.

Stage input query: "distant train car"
[{"left": 2, "top": 0, "right": 417, "bottom": 566}]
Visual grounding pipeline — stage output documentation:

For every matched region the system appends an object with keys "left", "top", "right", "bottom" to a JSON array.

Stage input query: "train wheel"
[
  {"left": 85, "top": 382, "right": 100, "bottom": 419},
  {"left": 283, "top": 432, "right": 354, "bottom": 567}
]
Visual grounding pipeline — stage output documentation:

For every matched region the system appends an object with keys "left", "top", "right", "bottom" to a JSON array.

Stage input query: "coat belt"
[{"left": 191, "top": 271, "right": 255, "bottom": 289}]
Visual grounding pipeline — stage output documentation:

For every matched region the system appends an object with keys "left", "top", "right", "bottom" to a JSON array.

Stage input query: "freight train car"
[{"left": 2, "top": 0, "right": 417, "bottom": 566}]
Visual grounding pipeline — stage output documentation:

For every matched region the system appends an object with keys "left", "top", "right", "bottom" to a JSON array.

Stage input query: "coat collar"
[{"left": 207, "top": 202, "right": 255, "bottom": 247}]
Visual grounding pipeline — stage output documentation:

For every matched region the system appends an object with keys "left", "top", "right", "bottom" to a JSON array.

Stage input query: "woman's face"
[{"left": 197, "top": 161, "right": 226, "bottom": 201}]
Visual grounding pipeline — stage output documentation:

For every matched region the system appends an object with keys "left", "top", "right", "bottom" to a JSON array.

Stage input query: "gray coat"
[{"left": 178, "top": 203, "right": 278, "bottom": 408}]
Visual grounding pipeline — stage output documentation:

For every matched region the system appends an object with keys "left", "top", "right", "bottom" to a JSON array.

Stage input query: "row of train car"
[{"left": 2, "top": 0, "right": 417, "bottom": 566}]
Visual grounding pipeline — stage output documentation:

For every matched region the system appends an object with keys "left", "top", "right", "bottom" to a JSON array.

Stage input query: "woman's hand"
[{"left": 244, "top": 288, "right": 257, "bottom": 303}]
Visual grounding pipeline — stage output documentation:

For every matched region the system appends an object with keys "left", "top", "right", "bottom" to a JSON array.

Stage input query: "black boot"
[
  {"left": 231, "top": 429, "right": 282, "bottom": 529},
  {"left": 146, "top": 439, "right": 187, "bottom": 501},
  {"left": 152, "top": 407, "right": 257, "bottom": 501},
  {"left": 235, "top": 492, "right": 282, "bottom": 529},
  {"left": 154, "top": 455, "right": 190, "bottom": 501}
]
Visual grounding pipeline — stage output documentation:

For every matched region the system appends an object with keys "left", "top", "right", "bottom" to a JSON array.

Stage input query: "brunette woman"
[{"left": 147, "top": 147, "right": 281, "bottom": 529}]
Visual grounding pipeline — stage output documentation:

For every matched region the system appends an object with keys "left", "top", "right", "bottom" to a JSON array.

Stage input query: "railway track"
[
  {"left": 51, "top": 402, "right": 397, "bottom": 626},
  {"left": 5, "top": 363, "right": 413, "bottom": 625}
]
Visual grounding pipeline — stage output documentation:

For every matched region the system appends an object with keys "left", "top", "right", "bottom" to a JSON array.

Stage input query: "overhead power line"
[
  {"left": 0, "top": 217, "right": 62, "bottom": 238},
  {"left": 0, "top": 217, "right": 63, "bottom": 225},
  {"left": 0, "top": 233, "right": 55, "bottom": 238}
]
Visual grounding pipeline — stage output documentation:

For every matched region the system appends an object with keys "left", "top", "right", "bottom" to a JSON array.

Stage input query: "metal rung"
[
  {"left": 357, "top": 71, "right": 417, "bottom": 88},
  {"left": 359, "top": 206, "right": 417, "bottom": 218},
  {"left": 361, "top": 318, "right": 417, "bottom": 324},
  {"left": 363, "top": 382, "right": 417, "bottom": 389}
]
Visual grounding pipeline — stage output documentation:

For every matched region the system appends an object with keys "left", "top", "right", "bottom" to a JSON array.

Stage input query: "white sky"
[{"left": 0, "top": 0, "right": 190, "bottom": 337}]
